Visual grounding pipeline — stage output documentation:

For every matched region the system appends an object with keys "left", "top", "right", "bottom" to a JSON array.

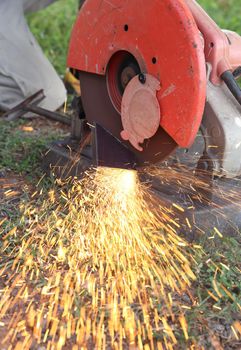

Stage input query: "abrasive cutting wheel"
[{"left": 68, "top": 0, "right": 207, "bottom": 167}]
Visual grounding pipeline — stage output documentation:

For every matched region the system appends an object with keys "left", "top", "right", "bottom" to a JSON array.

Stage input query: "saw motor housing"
[{"left": 67, "top": 0, "right": 241, "bottom": 178}]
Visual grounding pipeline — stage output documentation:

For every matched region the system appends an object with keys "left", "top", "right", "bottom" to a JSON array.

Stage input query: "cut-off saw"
[
  {"left": 41, "top": 0, "right": 241, "bottom": 237},
  {"left": 65, "top": 0, "right": 241, "bottom": 178}
]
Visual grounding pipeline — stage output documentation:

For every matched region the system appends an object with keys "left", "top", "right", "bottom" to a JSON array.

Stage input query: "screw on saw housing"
[{"left": 138, "top": 73, "right": 146, "bottom": 85}]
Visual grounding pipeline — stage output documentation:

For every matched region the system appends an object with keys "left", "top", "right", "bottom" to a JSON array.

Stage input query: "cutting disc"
[{"left": 79, "top": 71, "right": 177, "bottom": 165}]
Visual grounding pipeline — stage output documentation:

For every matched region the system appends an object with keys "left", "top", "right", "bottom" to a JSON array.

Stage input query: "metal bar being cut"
[
  {"left": 2, "top": 89, "right": 71, "bottom": 125},
  {"left": 93, "top": 123, "right": 138, "bottom": 170}
]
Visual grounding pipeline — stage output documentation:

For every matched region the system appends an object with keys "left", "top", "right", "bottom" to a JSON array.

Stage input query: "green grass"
[
  {"left": 199, "top": 0, "right": 241, "bottom": 33},
  {"left": 187, "top": 236, "right": 241, "bottom": 347},
  {"left": 27, "top": 0, "right": 78, "bottom": 75},
  {"left": 0, "top": 119, "right": 64, "bottom": 177},
  {"left": 0, "top": 118, "right": 64, "bottom": 221}
]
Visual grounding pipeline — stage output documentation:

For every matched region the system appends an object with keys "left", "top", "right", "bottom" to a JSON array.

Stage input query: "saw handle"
[{"left": 221, "top": 70, "right": 241, "bottom": 106}]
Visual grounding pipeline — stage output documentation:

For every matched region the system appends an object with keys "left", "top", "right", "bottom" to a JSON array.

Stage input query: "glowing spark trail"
[{"left": 0, "top": 167, "right": 203, "bottom": 349}]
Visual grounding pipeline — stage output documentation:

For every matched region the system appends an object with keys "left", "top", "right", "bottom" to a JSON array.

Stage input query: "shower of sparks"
[
  {"left": 0, "top": 167, "right": 198, "bottom": 349},
  {"left": 0, "top": 166, "right": 240, "bottom": 349}
]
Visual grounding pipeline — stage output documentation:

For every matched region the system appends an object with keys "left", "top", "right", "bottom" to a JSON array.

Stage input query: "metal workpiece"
[
  {"left": 2, "top": 89, "right": 71, "bottom": 125},
  {"left": 93, "top": 123, "right": 138, "bottom": 170}
]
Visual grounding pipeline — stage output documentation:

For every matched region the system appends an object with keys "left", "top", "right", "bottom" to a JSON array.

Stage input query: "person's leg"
[{"left": 0, "top": 0, "right": 66, "bottom": 111}]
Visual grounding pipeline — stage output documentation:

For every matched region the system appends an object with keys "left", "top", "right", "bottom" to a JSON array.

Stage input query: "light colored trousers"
[{"left": 0, "top": 0, "right": 66, "bottom": 111}]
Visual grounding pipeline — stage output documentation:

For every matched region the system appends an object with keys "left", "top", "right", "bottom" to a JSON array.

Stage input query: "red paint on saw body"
[{"left": 68, "top": 0, "right": 206, "bottom": 148}]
